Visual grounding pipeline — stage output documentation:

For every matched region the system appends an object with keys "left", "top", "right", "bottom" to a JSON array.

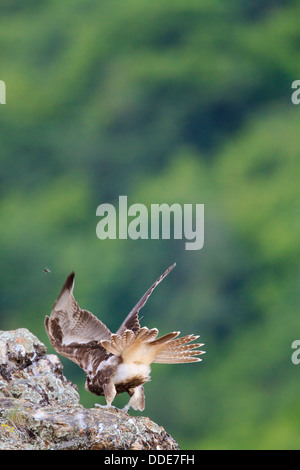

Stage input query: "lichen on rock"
[{"left": 0, "top": 328, "right": 179, "bottom": 450}]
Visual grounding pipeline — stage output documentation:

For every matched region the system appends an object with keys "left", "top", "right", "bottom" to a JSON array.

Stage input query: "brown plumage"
[{"left": 45, "top": 264, "right": 205, "bottom": 412}]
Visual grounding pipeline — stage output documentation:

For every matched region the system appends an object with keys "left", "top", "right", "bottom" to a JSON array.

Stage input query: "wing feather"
[
  {"left": 45, "top": 272, "right": 111, "bottom": 371},
  {"left": 116, "top": 263, "right": 176, "bottom": 335}
]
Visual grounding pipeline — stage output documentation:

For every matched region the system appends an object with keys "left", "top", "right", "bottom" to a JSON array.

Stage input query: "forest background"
[{"left": 1, "top": 0, "right": 300, "bottom": 449}]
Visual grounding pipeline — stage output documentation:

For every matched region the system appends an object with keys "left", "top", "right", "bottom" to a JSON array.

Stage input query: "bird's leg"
[
  {"left": 94, "top": 380, "right": 118, "bottom": 409},
  {"left": 94, "top": 379, "right": 117, "bottom": 409},
  {"left": 123, "top": 385, "right": 145, "bottom": 413},
  {"left": 103, "top": 379, "right": 117, "bottom": 407}
]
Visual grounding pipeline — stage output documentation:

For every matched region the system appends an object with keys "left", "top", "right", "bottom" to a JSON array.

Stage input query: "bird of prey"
[{"left": 45, "top": 264, "right": 204, "bottom": 412}]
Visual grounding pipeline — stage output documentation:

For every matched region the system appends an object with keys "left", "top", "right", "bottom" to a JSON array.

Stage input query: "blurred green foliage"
[{"left": 1, "top": 0, "right": 300, "bottom": 449}]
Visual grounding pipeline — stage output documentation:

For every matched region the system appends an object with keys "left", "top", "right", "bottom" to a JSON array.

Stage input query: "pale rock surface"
[{"left": 0, "top": 328, "right": 179, "bottom": 450}]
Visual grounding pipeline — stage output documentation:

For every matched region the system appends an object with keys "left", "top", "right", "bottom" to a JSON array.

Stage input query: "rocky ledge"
[{"left": 0, "top": 328, "right": 179, "bottom": 450}]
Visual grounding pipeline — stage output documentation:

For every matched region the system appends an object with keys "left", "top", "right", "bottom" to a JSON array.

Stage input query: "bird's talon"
[{"left": 94, "top": 403, "right": 119, "bottom": 411}]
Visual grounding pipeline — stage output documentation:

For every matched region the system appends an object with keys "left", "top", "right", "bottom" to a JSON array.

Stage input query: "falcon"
[{"left": 45, "top": 264, "right": 204, "bottom": 412}]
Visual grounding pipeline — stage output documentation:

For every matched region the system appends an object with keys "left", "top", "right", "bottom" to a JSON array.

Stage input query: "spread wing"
[
  {"left": 104, "top": 263, "right": 204, "bottom": 364},
  {"left": 116, "top": 263, "right": 176, "bottom": 335},
  {"left": 45, "top": 272, "right": 111, "bottom": 372}
]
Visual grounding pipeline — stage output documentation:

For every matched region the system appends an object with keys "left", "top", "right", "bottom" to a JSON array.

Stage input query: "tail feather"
[
  {"left": 149, "top": 331, "right": 180, "bottom": 346},
  {"left": 101, "top": 327, "right": 159, "bottom": 357},
  {"left": 136, "top": 327, "right": 158, "bottom": 342},
  {"left": 159, "top": 335, "right": 200, "bottom": 350},
  {"left": 161, "top": 343, "right": 204, "bottom": 353},
  {"left": 152, "top": 334, "right": 205, "bottom": 364},
  {"left": 101, "top": 328, "right": 205, "bottom": 365},
  {"left": 153, "top": 355, "right": 202, "bottom": 364}
]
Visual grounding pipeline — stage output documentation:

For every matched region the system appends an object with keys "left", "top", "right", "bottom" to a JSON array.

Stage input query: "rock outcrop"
[{"left": 0, "top": 328, "right": 179, "bottom": 450}]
